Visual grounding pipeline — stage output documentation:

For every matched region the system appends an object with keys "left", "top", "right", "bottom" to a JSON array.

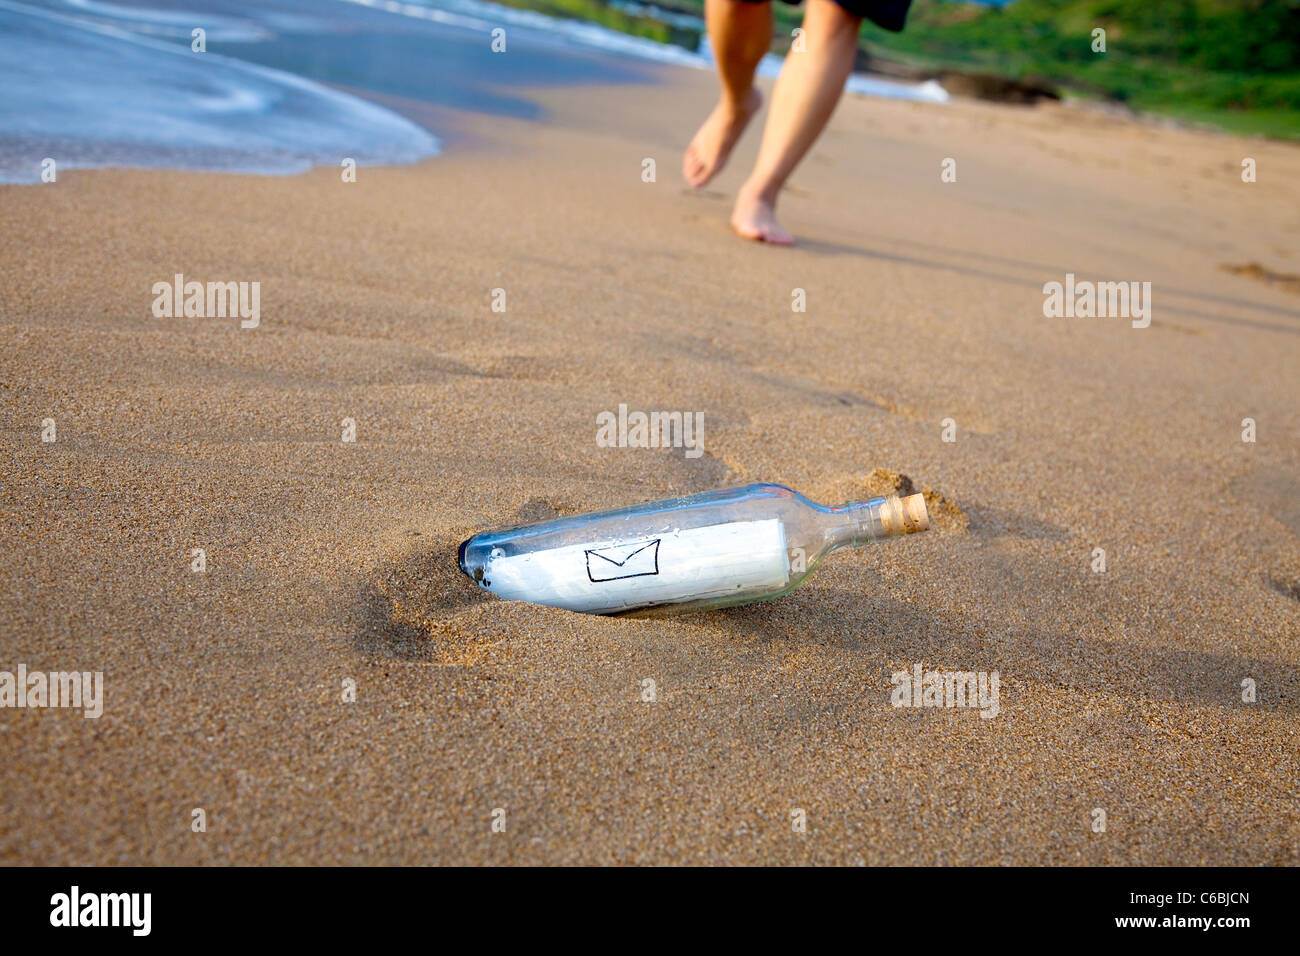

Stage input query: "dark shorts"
[{"left": 741, "top": 0, "right": 912, "bottom": 32}]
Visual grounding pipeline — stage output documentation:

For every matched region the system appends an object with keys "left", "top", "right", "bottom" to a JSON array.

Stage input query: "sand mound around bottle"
[
  {"left": 805, "top": 470, "right": 968, "bottom": 534},
  {"left": 353, "top": 532, "right": 497, "bottom": 664}
]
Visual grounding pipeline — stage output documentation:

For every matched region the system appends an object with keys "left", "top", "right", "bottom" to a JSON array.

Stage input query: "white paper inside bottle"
[{"left": 482, "top": 519, "right": 790, "bottom": 613}]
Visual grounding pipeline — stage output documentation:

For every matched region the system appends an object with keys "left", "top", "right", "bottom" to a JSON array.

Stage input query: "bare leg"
[
  {"left": 683, "top": 0, "right": 772, "bottom": 189},
  {"left": 732, "top": 0, "right": 862, "bottom": 244}
]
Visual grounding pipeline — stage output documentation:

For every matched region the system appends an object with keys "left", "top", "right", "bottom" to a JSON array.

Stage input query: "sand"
[{"left": 1, "top": 65, "right": 1298, "bottom": 865}]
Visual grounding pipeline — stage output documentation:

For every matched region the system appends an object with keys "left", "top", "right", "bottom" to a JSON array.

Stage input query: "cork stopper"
[{"left": 879, "top": 493, "right": 930, "bottom": 536}]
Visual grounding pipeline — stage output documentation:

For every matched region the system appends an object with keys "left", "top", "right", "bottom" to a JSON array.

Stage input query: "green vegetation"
[{"left": 858, "top": 0, "right": 1300, "bottom": 139}]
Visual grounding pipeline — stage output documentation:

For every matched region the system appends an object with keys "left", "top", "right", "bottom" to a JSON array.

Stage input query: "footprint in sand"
[{"left": 1221, "top": 262, "right": 1300, "bottom": 295}]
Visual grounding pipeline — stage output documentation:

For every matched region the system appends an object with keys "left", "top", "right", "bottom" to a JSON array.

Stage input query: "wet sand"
[{"left": 1, "top": 66, "right": 1298, "bottom": 864}]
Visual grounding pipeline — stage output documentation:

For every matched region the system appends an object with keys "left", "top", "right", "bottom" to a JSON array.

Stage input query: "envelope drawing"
[{"left": 585, "top": 539, "right": 661, "bottom": 582}]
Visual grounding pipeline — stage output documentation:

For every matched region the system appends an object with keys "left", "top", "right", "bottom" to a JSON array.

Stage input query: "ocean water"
[
  {"left": 0, "top": 0, "right": 947, "bottom": 182},
  {"left": 0, "top": 0, "right": 443, "bottom": 182}
]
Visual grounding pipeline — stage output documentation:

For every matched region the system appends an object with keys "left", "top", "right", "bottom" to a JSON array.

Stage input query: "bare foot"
[
  {"left": 682, "top": 87, "right": 762, "bottom": 189},
  {"left": 730, "top": 187, "right": 794, "bottom": 245}
]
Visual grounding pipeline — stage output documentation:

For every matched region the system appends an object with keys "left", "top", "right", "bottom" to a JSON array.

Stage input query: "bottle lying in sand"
[{"left": 458, "top": 483, "right": 929, "bottom": 616}]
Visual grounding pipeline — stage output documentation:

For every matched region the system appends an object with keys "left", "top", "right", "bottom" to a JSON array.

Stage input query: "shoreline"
[{"left": 0, "top": 0, "right": 956, "bottom": 184}]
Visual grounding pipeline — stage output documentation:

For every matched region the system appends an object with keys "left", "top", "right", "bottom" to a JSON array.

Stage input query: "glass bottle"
[{"left": 458, "top": 483, "right": 929, "bottom": 616}]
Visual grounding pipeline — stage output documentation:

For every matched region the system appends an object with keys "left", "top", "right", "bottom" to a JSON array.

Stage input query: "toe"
[{"left": 683, "top": 150, "right": 705, "bottom": 187}]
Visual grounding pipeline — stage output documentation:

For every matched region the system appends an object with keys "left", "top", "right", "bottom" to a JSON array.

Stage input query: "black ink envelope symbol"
[{"left": 585, "top": 539, "right": 661, "bottom": 582}]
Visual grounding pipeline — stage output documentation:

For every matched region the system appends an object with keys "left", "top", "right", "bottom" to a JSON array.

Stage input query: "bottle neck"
[{"left": 821, "top": 494, "right": 929, "bottom": 549}]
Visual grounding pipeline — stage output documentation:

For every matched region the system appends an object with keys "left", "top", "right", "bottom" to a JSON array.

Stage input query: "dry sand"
[{"left": 1, "top": 65, "right": 1298, "bottom": 864}]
